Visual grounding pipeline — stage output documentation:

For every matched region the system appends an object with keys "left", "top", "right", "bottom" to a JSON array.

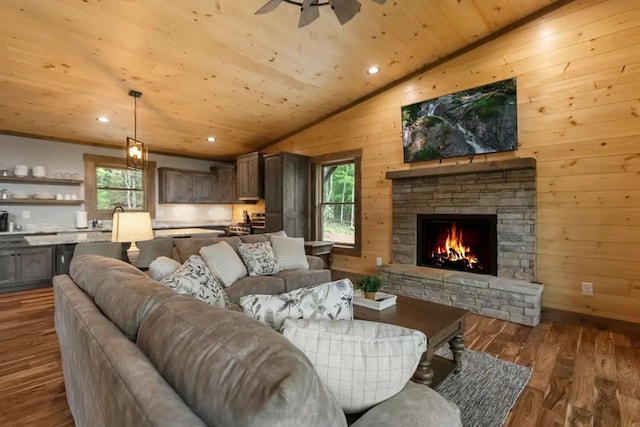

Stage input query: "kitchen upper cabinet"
[
  {"left": 158, "top": 168, "right": 194, "bottom": 203},
  {"left": 210, "top": 166, "right": 235, "bottom": 204},
  {"left": 0, "top": 246, "right": 53, "bottom": 293},
  {"left": 193, "top": 173, "right": 216, "bottom": 203},
  {"left": 264, "top": 152, "right": 309, "bottom": 238},
  {"left": 236, "top": 152, "right": 264, "bottom": 201}
]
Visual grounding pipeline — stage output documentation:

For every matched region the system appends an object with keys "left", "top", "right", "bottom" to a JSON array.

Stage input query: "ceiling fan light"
[
  {"left": 298, "top": 0, "right": 321, "bottom": 27},
  {"left": 255, "top": 0, "right": 283, "bottom": 15},
  {"left": 329, "top": 0, "right": 361, "bottom": 25}
]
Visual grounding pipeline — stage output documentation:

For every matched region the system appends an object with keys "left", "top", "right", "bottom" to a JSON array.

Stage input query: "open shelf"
[
  {"left": 0, "top": 176, "right": 83, "bottom": 186},
  {"left": 0, "top": 200, "right": 84, "bottom": 206}
]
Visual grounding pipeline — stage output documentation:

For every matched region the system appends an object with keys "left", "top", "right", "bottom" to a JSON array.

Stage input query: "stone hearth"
[
  {"left": 379, "top": 264, "right": 542, "bottom": 326},
  {"left": 384, "top": 159, "right": 542, "bottom": 326}
]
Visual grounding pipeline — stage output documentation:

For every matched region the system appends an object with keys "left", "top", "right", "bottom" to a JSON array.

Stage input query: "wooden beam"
[{"left": 385, "top": 157, "right": 536, "bottom": 180}]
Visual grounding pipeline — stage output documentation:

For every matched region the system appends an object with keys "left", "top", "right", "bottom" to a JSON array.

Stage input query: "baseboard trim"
[{"left": 541, "top": 307, "right": 640, "bottom": 337}]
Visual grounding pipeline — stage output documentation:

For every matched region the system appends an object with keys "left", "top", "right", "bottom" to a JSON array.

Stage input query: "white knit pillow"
[
  {"left": 270, "top": 236, "right": 308, "bottom": 270},
  {"left": 282, "top": 319, "right": 427, "bottom": 414},
  {"left": 148, "top": 256, "right": 181, "bottom": 281},
  {"left": 199, "top": 241, "right": 247, "bottom": 287}
]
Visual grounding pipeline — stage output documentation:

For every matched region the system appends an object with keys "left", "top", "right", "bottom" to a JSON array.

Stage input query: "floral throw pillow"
[
  {"left": 160, "top": 255, "right": 230, "bottom": 309},
  {"left": 237, "top": 242, "right": 281, "bottom": 277},
  {"left": 239, "top": 278, "right": 353, "bottom": 330}
]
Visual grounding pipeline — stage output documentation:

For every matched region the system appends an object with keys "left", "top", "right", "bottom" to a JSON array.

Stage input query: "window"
[
  {"left": 84, "top": 154, "right": 156, "bottom": 220},
  {"left": 312, "top": 150, "right": 361, "bottom": 257}
]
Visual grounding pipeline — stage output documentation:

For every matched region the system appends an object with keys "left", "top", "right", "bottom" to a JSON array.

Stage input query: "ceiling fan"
[{"left": 255, "top": 0, "right": 387, "bottom": 28}]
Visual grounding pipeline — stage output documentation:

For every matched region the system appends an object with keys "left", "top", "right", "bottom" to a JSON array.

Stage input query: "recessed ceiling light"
[
  {"left": 367, "top": 66, "right": 380, "bottom": 75},
  {"left": 96, "top": 116, "right": 110, "bottom": 123},
  {"left": 207, "top": 136, "right": 216, "bottom": 143}
]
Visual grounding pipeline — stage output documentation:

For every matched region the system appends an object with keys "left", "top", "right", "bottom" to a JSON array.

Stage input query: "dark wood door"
[
  {"left": 0, "top": 250, "right": 18, "bottom": 286},
  {"left": 193, "top": 173, "right": 215, "bottom": 203},
  {"left": 212, "top": 167, "right": 235, "bottom": 203},
  {"left": 159, "top": 168, "right": 193, "bottom": 203},
  {"left": 18, "top": 246, "right": 53, "bottom": 284},
  {"left": 264, "top": 153, "right": 309, "bottom": 238},
  {"left": 236, "top": 152, "right": 264, "bottom": 200}
]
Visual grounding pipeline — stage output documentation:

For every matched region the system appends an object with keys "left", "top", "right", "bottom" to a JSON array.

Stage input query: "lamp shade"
[{"left": 111, "top": 212, "right": 154, "bottom": 243}]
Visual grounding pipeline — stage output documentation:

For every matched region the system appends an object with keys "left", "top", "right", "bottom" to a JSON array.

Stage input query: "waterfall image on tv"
[{"left": 402, "top": 78, "right": 518, "bottom": 162}]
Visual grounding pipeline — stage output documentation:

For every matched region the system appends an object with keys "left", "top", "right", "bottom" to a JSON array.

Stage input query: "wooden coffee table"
[{"left": 354, "top": 295, "right": 469, "bottom": 388}]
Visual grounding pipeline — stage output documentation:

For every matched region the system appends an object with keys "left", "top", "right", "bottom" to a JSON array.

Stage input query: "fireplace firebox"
[{"left": 416, "top": 214, "right": 497, "bottom": 276}]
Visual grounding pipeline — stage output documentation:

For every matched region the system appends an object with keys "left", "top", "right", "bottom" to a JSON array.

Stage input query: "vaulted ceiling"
[{"left": 0, "top": 0, "right": 561, "bottom": 160}]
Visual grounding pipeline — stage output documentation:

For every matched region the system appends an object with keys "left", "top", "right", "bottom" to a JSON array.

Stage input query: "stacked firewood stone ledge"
[{"left": 379, "top": 264, "right": 542, "bottom": 326}]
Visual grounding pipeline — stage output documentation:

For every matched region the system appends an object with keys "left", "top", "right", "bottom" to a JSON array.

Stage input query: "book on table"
[{"left": 353, "top": 291, "right": 397, "bottom": 311}]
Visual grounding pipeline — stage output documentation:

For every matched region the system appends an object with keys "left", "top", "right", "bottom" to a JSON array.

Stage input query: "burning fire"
[{"left": 432, "top": 223, "right": 479, "bottom": 268}]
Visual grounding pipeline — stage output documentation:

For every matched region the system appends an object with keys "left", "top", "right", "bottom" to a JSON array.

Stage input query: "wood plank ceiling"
[{"left": 0, "top": 0, "right": 559, "bottom": 160}]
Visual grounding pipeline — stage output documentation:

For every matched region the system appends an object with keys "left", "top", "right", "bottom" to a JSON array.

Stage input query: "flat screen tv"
[{"left": 402, "top": 77, "right": 518, "bottom": 163}]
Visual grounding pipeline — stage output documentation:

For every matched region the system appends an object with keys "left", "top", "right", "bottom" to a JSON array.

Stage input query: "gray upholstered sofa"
[
  {"left": 170, "top": 233, "right": 332, "bottom": 303},
  {"left": 53, "top": 255, "right": 462, "bottom": 426}
]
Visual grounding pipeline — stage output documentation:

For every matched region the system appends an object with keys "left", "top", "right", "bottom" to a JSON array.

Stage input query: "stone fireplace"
[{"left": 381, "top": 159, "right": 543, "bottom": 326}]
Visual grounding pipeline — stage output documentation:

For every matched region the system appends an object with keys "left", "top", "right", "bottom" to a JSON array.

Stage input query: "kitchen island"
[{"left": 0, "top": 227, "right": 224, "bottom": 294}]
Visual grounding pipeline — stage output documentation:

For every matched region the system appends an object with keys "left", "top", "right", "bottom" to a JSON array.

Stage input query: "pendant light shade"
[{"left": 126, "top": 90, "right": 146, "bottom": 170}]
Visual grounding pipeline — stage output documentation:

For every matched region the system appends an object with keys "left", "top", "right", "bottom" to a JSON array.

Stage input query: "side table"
[{"left": 304, "top": 241, "right": 334, "bottom": 268}]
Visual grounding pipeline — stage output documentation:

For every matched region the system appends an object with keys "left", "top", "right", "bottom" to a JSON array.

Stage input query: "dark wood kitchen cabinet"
[
  {"left": 236, "top": 152, "right": 264, "bottom": 201},
  {"left": 0, "top": 245, "right": 53, "bottom": 293},
  {"left": 264, "top": 152, "right": 309, "bottom": 238},
  {"left": 159, "top": 168, "right": 232, "bottom": 204},
  {"left": 210, "top": 166, "right": 235, "bottom": 204}
]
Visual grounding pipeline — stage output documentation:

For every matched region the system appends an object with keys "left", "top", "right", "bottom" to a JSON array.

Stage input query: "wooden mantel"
[{"left": 386, "top": 157, "right": 536, "bottom": 180}]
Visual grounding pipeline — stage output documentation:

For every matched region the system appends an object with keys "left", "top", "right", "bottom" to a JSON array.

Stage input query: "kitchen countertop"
[
  {"left": 23, "top": 228, "right": 223, "bottom": 246},
  {"left": 0, "top": 220, "right": 231, "bottom": 236}
]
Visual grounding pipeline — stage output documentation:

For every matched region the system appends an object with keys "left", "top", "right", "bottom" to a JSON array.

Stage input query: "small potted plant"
[{"left": 357, "top": 275, "right": 384, "bottom": 300}]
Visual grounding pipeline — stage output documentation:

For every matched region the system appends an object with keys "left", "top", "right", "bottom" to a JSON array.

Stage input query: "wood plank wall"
[{"left": 266, "top": 0, "right": 640, "bottom": 324}]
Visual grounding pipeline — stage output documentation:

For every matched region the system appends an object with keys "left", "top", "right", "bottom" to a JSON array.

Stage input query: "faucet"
[{"left": 112, "top": 206, "right": 125, "bottom": 215}]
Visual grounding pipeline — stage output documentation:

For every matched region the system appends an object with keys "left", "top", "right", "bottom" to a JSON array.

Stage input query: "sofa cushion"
[
  {"left": 160, "top": 255, "right": 229, "bottom": 309},
  {"left": 136, "top": 295, "right": 347, "bottom": 427},
  {"left": 199, "top": 241, "right": 248, "bottom": 287},
  {"left": 239, "top": 279, "right": 354, "bottom": 330},
  {"left": 224, "top": 275, "right": 286, "bottom": 304},
  {"left": 70, "top": 255, "right": 178, "bottom": 340},
  {"left": 274, "top": 268, "right": 332, "bottom": 292},
  {"left": 237, "top": 242, "right": 281, "bottom": 276},
  {"left": 271, "top": 236, "right": 309, "bottom": 270},
  {"left": 174, "top": 236, "right": 241, "bottom": 264},
  {"left": 281, "top": 319, "right": 427, "bottom": 414},
  {"left": 350, "top": 381, "right": 461, "bottom": 426}
]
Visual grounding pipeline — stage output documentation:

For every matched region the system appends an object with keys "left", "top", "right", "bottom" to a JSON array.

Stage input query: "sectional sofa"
[{"left": 53, "top": 250, "right": 462, "bottom": 426}]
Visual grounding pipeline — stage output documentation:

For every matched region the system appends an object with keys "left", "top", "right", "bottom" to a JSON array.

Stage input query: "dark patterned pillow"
[
  {"left": 237, "top": 242, "right": 281, "bottom": 276},
  {"left": 161, "top": 255, "right": 230, "bottom": 308},
  {"left": 240, "top": 278, "right": 354, "bottom": 330}
]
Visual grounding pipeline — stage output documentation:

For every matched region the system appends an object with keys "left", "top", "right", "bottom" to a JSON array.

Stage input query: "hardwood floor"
[{"left": 0, "top": 288, "right": 638, "bottom": 426}]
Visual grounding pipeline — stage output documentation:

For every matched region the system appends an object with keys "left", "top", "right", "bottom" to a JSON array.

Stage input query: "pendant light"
[{"left": 126, "top": 90, "right": 146, "bottom": 170}]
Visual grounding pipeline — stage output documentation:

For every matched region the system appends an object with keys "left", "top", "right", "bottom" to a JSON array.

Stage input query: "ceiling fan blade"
[
  {"left": 370, "top": 0, "right": 386, "bottom": 4},
  {"left": 298, "top": 0, "right": 320, "bottom": 27},
  {"left": 255, "top": 0, "right": 283, "bottom": 15},
  {"left": 328, "top": 0, "right": 361, "bottom": 25}
]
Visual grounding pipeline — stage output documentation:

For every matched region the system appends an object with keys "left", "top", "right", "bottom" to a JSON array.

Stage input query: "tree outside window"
[
  {"left": 321, "top": 162, "right": 355, "bottom": 245},
  {"left": 96, "top": 166, "right": 144, "bottom": 211},
  {"left": 313, "top": 150, "right": 361, "bottom": 257},
  {"left": 84, "top": 154, "right": 156, "bottom": 220}
]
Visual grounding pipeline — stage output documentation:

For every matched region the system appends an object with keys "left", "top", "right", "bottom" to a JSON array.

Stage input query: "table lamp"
[{"left": 111, "top": 212, "right": 154, "bottom": 266}]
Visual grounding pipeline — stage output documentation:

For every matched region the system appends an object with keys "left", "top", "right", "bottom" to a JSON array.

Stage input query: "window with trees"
[
  {"left": 84, "top": 154, "right": 156, "bottom": 220},
  {"left": 312, "top": 150, "right": 361, "bottom": 256}
]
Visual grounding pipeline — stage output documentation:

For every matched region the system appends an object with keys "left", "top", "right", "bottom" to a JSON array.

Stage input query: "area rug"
[{"left": 434, "top": 347, "right": 531, "bottom": 427}]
